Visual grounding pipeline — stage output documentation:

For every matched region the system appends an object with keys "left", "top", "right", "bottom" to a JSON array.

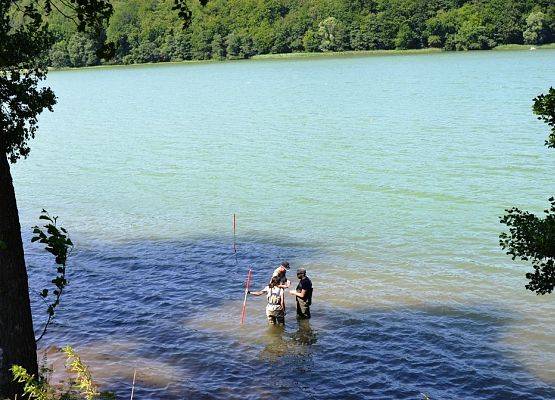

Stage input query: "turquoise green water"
[{"left": 14, "top": 50, "right": 555, "bottom": 399}]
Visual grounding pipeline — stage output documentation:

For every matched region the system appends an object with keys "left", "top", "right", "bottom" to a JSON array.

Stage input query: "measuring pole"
[{"left": 240, "top": 268, "right": 253, "bottom": 325}]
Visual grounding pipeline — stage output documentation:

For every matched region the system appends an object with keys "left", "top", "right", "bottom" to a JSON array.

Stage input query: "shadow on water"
[{"left": 24, "top": 235, "right": 555, "bottom": 400}]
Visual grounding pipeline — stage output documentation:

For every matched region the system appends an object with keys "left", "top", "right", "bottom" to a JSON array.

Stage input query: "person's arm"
[
  {"left": 280, "top": 290, "right": 285, "bottom": 310},
  {"left": 289, "top": 288, "right": 306, "bottom": 298},
  {"left": 249, "top": 287, "right": 267, "bottom": 296}
]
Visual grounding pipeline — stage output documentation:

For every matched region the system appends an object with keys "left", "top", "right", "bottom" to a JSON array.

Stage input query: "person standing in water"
[
  {"left": 272, "top": 261, "right": 291, "bottom": 288},
  {"left": 269, "top": 261, "right": 290, "bottom": 315},
  {"left": 290, "top": 268, "right": 312, "bottom": 319},
  {"left": 249, "top": 276, "right": 285, "bottom": 325}
]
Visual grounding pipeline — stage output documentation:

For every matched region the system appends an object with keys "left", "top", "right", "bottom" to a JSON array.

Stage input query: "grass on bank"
[
  {"left": 253, "top": 42, "right": 555, "bottom": 60},
  {"left": 492, "top": 43, "right": 555, "bottom": 51},
  {"left": 251, "top": 47, "right": 443, "bottom": 60},
  {"left": 50, "top": 42, "right": 555, "bottom": 72}
]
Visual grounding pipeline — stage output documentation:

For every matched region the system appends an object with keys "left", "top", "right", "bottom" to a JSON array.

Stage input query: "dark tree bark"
[{"left": 0, "top": 153, "right": 38, "bottom": 397}]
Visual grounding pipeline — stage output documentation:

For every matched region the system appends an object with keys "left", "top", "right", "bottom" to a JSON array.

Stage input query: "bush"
[
  {"left": 67, "top": 34, "right": 100, "bottom": 67},
  {"left": 427, "top": 34, "right": 442, "bottom": 48},
  {"left": 318, "top": 17, "right": 347, "bottom": 52},
  {"left": 225, "top": 31, "right": 243, "bottom": 59},
  {"left": 49, "top": 42, "right": 71, "bottom": 68},
  {"left": 129, "top": 41, "right": 165, "bottom": 63},
  {"left": 211, "top": 33, "right": 226, "bottom": 59},
  {"left": 302, "top": 30, "right": 320, "bottom": 52},
  {"left": 454, "top": 19, "right": 495, "bottom": 50},
  {"left": 395, "top": 23, "right": 419, "bottom": 49},
  {"left": 524, "top": 11, "right": 550, "bottom": 45},
  {"left": 351, "top": 13, "right": 389, "bottom": 50}
]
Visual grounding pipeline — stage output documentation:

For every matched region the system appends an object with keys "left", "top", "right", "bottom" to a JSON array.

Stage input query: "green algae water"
[{"left": 14, "top": 50, "right": 555, "bottom": 399}]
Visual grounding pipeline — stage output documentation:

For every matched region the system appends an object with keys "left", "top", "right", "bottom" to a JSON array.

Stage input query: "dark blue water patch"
[{"left": 23, "top": 236, "right": 555, "bottom": 400}]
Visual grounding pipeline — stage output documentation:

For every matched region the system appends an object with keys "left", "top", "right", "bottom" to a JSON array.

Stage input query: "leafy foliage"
[
  {"left": 500, "top": 88, "right": 555, "bottom": 295},
  {"left": 318, "top": 17, "right": 346, "bottom": 52},
  {"left": 11, "top": 347, "right": 115, "bottom": 400},
  {"left": 0, "top": 0, "right": 112, "bottom": 163},
  {"left": 524, "top": 11, "right": 550, "bottom": 45},
  {"left": 32, "top": 210, "right": 74, "bottom": 343},
  {"left": 42, "top": 0, "right": 555, "bottom": 66},
  {"left": 62, "top": 347, "right": 99, "bottom": 400},
  {"left": 11, "top": 364, "right": 52, "bottom": 400},
  {"left": 532, "top": 87, "right": 555, "bottom": 148},
  {"left": 500, "top": 198, "right": 555, "bottom": 294}
]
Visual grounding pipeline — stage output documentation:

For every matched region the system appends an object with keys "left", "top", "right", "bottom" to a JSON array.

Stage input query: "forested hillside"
[{"left": 48, "top": 0, "right": 555, "bottom": 67}]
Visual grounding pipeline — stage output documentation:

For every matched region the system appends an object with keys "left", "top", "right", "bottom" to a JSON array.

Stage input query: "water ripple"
[{"left": 26, "top": 237, "right": 555, "bottom": 399}]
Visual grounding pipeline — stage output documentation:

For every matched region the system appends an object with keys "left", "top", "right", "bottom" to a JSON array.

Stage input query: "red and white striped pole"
[{"left": 240, "top": 269, "right": 253, "bottom": 325}]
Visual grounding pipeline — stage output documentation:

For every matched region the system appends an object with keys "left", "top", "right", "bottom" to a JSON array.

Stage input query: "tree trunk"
[{"left": 0, "top": 153, "right": 38, "bottom": 398}]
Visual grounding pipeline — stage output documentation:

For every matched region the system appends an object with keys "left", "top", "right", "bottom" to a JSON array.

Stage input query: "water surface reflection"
[{"left": 26, "top": 237, "right": 554, "bottom": 399}]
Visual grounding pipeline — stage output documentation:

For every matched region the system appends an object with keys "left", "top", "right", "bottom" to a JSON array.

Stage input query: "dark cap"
[
  {"left": 297, "top": 268, "right": 306, "bottom": 275},
  {"left": 280, "top": 261, "right": 290, "bottom": 270}
]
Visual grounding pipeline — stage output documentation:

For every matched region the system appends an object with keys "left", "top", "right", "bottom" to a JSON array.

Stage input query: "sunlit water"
[{"left": 13, "top": 50, "right": 555, "bottom": 399}]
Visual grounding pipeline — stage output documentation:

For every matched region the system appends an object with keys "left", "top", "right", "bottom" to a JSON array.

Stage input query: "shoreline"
[
  {"left": 49, "top": 43, "right": 555, "bottom": 72},
  {"left": 251, "top": 47, "right": 443, "bottom": 60}
]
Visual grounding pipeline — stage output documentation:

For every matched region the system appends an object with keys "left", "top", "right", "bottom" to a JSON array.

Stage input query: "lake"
[{"left": 13, "top": 50, "right": 555, "bottom": 399}]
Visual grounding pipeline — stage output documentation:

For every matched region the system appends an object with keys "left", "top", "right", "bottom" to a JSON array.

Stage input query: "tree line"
[{"left": 47, "top": 0, "right": 555, "bottom": 68}]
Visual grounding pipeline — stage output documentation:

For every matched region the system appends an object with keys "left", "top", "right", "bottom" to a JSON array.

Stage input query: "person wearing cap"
[
  {"left": 289, "top": 268, "right": 312, "bottom": 319},
  {"left": 272, "top": 261, "right": 291, "bottom": 289}
]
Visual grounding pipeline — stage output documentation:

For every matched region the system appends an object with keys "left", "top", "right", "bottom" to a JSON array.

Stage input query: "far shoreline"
[{"left": 49, "top": 43, "right": 555, "bottom": 72}]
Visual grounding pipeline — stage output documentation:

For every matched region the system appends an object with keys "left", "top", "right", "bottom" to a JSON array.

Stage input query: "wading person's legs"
[{"left": 296, "top": 299, "right": 311, "bottom": 319}]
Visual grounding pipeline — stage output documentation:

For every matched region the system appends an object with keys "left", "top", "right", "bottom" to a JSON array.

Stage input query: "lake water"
[{"left": 13, "top": 50, "right": 555, "bottom": 399}]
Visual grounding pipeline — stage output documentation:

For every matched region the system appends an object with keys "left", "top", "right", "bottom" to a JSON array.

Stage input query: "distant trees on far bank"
[{"left": 47, "top": 0, "right": 555, "bottom": 68}]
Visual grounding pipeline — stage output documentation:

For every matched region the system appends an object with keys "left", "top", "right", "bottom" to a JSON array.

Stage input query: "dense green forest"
[{"left": 48, "top": 0, "right": 555, "bottom": 67}]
